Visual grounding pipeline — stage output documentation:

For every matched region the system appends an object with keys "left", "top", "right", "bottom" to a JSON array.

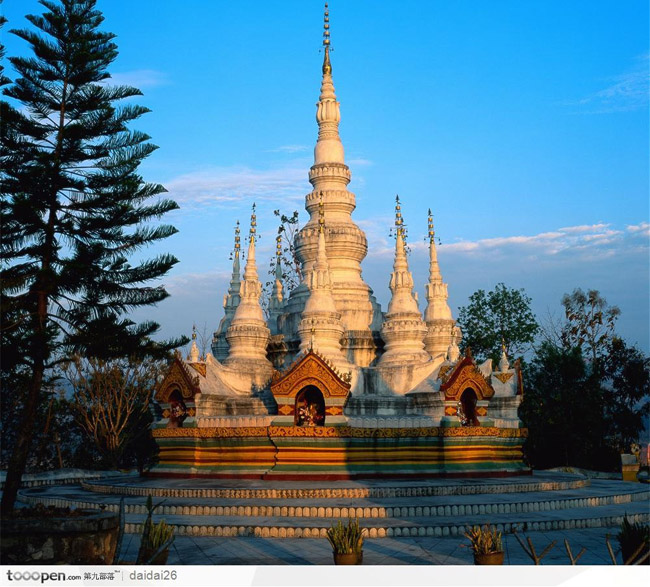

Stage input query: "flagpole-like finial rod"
[
  {"left": 192, "top": 323, "right": 197, "bottom": 340},
  {"left": 250, "top": 203, "right": 257, "bottom": 241},
  {"left": 234, "top": 220, "right": 241, "bottom": 252},
  {"left": 395, "top": 195, "right": 403, "bottom": 237},
  {"left": 427, "top": 208, "right": 435, "bottom": 242},
  {"left": 322, "top": 2, "right": 332, "bottom": 74}
]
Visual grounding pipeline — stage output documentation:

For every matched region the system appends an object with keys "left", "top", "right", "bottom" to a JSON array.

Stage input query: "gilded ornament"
[{"left": 494, "top": 372, "right": 513, "bottom": 384}]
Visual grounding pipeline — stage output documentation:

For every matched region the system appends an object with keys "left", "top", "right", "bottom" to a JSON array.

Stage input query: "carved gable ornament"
[
  {"left": 155, "top": 354, "right": 202, "bottom": 403},
  {"left": 439, "top": 353, "right": 495, "bottom": 402},
  {"left": 271, "top": 350, "right": 351, "bottom": 400}
]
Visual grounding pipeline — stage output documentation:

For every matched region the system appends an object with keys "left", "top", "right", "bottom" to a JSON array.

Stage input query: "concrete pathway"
[{"left": 118, "top": 527, "right": 630, "bottom": 565}]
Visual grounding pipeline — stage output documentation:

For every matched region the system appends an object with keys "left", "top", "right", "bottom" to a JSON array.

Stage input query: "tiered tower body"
[
  {"left": 279, "top": 8, "right": 382, "bottom": 367},
  {"left": 423, "top": 211, "right": 455, "bottom": 357}
]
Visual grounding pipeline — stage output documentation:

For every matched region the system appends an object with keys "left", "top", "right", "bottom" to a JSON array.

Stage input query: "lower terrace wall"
[{"left": 150, "top": 426, "right": 529, "bottom": 480}]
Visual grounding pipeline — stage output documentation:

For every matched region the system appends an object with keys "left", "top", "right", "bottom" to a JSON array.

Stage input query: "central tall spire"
[
  {"left": 287, "top": 2, "right": 384, "bottom": 366},
  {"left": 314, "top": 2, "right": 344, "bottom": 166}
]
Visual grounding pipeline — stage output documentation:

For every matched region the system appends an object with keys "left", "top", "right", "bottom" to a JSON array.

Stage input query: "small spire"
[
  {"left": 188, "top": 324, "right": 199, "bottom": 362},
  {"left": 322, "top": 3, "right": 332, "bottom": 74},
  {"left": 318, "top": 191, "right": 325, "bottom": 233},
  {"left": 499, "top": 336, "right": 510, "bottom": 371}
]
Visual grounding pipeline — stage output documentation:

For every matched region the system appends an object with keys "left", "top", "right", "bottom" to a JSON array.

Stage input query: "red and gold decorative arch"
[
  {"left": 154, "top": 353, "right": 202, "bottom": 403},
  {"left": 439, "top": 353, "right": 495, "bottom": 402},
  {"left": 271, "top": 350, "right": 351, "bottom": 400}
]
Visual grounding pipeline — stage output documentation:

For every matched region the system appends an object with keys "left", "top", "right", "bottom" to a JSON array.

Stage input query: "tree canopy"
[
  {"left": 456, "top": 283, "right": 539, "bottom": 363},
  {"left": 0, "top": 0, "right": 184, "bottom": 513}
]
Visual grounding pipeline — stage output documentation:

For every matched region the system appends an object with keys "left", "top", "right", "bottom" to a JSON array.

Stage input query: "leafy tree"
[
  {"left": 457, "top": 283, "right": 539, "bottom": 363},
  {"left": 64, "top": 355, "right": 163, "bottom": 470},
  {"left": 520, "top": 342, "right": 614, "bottom": 470},
  {"left": 561, "top": 288, "right": 620, "bottom": 369},
  {"left": 0, "top": 0, "right": 185, "bottom": 514},
  {"left": 602, "top": 337, "right": 650, "bottom": 453}
]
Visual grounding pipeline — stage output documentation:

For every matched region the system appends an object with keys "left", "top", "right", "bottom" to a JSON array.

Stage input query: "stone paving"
[{"left": 117, "top": 527, "right": 627, "bottom": 565}]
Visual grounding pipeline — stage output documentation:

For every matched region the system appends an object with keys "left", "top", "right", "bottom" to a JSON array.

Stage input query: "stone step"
[
  {"left": 119, "top": 502, "right": 650, "bottom": 539},
  {"left": 80, "top": 471, "right": 589, "bottom": 499},
  {"left": 19, "top": 482, "right": 650, "bottom": 519}
]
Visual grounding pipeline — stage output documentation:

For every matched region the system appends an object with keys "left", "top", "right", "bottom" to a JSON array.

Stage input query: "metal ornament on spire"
[
  {"left": 395, "top": 195, "right": 404, "bottom": 238},
  {"left": 249, "top": 203, "right": 257, "bottom": 242},
  {"left": 428, "top": 208, "right": 435, "bottom": 243},
  {"left": 192, "top": 324, "right": 197, "bottom": 340},
  {"left": 322, "top": 3, "right": 332, "bottom": 74},
  {"left": 234, "top": 220, "right": 241, "bottom": 252}
]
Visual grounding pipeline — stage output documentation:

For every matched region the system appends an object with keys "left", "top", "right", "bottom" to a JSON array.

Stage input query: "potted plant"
[
  {"left": 136, "top": 497, "right": 175, "bottom": 565},
  {"left": 326, "top": 518, "right": 365, "bottom": 565},
  {"left": 465, "top": 524, "right": 505, "bottom": 565},
  {"left": 616, "top": 516, "right": 649, "bottom": 564}
]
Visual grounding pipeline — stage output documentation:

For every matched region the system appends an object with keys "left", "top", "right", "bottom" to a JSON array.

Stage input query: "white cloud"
[
  {"left": 165, "top": 165, "right": 310, "bottom": 209},
  {"left": 363, "top": 221, "right": 647, "bottom": 263},
  {"left": 267, "top": 145, "right": 310, "bottom": 153},
  {"left": 627, "top": 222, "right": 650, "bottom": 236},
  {"left": 108, "top": 69, "right": 169, "bottom": 88},
  {"left": 569, "top": 53, "right": 649, "bottom": 113},
  {"left": 347, "top": 158, "right": 374, "bottom": 167}
]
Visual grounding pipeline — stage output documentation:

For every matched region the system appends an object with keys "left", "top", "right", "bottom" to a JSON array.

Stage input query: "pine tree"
[{"left": 0, "top": 0, "right": 185, "bottom": 513}]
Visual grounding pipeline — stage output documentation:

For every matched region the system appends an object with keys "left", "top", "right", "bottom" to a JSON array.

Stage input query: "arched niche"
[
  {"left": 167, "top": 388, "right": 188, "bottom": 429},
  {"left": 294, "top": 385, "right": 326, "bottom": 427},
  {"left": 459, "top": 387, "right": 480, "bottom": 427}
]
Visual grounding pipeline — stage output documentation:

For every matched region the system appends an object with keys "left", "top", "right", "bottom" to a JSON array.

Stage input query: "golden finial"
[
  {"left": 395, "top": 195, "right": 403, "bottom": 237},
  {"left": 192, "top": 323, "right": 197, "bottom": 340},
  {"left": 501, "top": 336, "right": 507, "bottom": 354},
  {"left": 318, "top": 191, "right": 325, "bottom": 233},
  {"left": 234, "top": 220, "right": 241, "bottom": 251},
  {"left": 427, "top": 208, "right": 435, "bottom": 242},
  {"left": 322, "top": 2, "right": 332, "bottom": 74},
  {"left": 276, "top": 233, "right": 282, "bottom": 258},
  {"left": 250, "top": 203, "right": 257, "bottom": 240}
]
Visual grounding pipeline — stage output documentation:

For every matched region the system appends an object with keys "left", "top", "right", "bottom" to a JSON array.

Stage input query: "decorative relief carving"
[
  {"left": 153, "top": 427, "right": 268, "bottom": 438},
  {"left": 153, "top": 425, "right": 528, "bottom": 439},
  {"left": 438, "top": 365, "right": 452, "bottom": 383},
  {"left": 278, "top": 404, "right": 295, "bottom": 415},
  {"left": 494, "top": 372, "right": 513, "bottom": 384},
  {"left": 271, "top": 351, "right": 351, "bottom": 399},
  {"left": 440, "top": 355, "right": 495, "bottom": 401},
  {"left": 155, "top": 357, "right": 202, "bottom": 403},
  {"left": 188, "top": 362, "right": 206, "bottom": 377}
]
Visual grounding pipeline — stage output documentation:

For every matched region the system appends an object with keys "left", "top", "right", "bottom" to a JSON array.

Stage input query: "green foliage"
[
  {"left": 522, "top": 289, "right": 649, "bottom": 471},
  {"left": 561, "top": 288, "right": 620, "bottom": 369},
  {"left": 520, "top": 341, "right": 616, "bottom": 470},
  {"left": 464, "top": 524, "right": 503, "bottom": 554},
  {"left": 136, "top": 496, "right": 173, "bottom": 563},
  {"left": 0, "top": 0, "right": 186, "bottom": 513},
  {"left": 457, "top": 283, "right": 539, "bottom": 363},
  {"left": 326, "top": 518, "right": 365, "bottom": 555},
  {"left": 602, "top": 337, "right": 650, "bottom": 453},
  {"left": 617, "top": 516, "right": 650, "bottom": 564}
]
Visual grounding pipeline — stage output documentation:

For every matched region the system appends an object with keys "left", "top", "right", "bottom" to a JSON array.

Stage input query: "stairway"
[{"left": 18, "top": 472, "right": 649, "bottom": 540}]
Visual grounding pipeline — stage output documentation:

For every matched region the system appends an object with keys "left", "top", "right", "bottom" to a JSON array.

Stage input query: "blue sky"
[{"left": 3, "top": 0, "right": 649, "bottom": 351}]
